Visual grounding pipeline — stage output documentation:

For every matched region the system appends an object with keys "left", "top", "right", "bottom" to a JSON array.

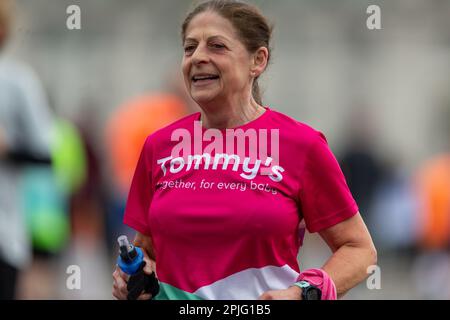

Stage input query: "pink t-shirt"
[{"left": 123, "top": 107, "right": 358, "bottom": 300}]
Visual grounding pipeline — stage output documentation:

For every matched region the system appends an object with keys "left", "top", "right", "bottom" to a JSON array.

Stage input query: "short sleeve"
[
  {"left": 299, "top": 132, "right": 359, "bottom": 233},
  {"left": 123, "top": 136, "right": 154, "bottom": 236}
]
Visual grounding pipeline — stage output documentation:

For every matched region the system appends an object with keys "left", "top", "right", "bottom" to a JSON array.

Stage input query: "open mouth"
[{"left": 192, "top": 74, "right": 220, "bottom": 84}]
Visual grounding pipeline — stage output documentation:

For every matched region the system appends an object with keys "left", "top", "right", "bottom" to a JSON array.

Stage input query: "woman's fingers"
[
  {"left": 112, "top": 267, "right": 129, "bottom": 300},
  {"left": 112, "top": 283, "right": 125, "bottom": 300}
]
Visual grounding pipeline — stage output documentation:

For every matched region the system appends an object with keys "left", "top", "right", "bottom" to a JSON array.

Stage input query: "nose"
[{"left": 191, "top": 44, "right": 209, "bottom": 66}]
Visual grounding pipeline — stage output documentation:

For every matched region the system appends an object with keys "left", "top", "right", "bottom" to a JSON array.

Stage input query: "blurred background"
[{"left": 1, "top": 0, "right": 449, "bottom": 299}]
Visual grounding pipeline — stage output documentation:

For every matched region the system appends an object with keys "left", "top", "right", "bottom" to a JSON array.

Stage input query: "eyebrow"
[{"left": 184, "top": 35, "right": 230, "bottom": 44}]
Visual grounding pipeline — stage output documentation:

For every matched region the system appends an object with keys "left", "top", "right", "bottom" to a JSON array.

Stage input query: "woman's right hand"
[{"left": 112, "top": 248, "right": 156, "bottom": 300}]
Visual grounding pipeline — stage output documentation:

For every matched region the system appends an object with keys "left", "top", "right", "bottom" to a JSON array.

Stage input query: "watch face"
[{"left": 305, "top": 287, "right": 322, "bottom": 300}]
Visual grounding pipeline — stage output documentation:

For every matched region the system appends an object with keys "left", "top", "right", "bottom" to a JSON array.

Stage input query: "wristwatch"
[{"left": 292, "top": 281, "right": 322, "bottom": 300}]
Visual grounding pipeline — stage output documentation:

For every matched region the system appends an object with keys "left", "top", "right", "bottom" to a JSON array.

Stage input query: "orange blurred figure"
[
  {"left": 415, "top": 154, "right": 450, "bottom": 250},
  {"left": 106, "top": 94, "right": 190, "bottom": 195}
]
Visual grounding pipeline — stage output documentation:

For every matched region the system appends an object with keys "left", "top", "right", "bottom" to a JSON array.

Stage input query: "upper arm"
[{"left": 319, "top": 212, "right": 376, "bottom": 253}]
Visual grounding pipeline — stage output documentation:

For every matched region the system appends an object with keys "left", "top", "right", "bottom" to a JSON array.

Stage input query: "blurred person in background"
[
  {"left": 17, "top": 117, "right": 85, "bottom": 299},
  {"left": 412, "top": 103, "right": 450, "bottom": 299},
  {"left": 339, "top": 106, "right": 385, "bottom": 230},
  {"left": 0, "top": 0, "right": 54, "bottom": 299},
  {"left": 368, "top": 156, "right": 419, "bottom": 255},
  {"left": 112, "top": 0, "right": 376, "bottom": 300},
  {"left": 414, "top": 103, "right": 450, "bottom": 251},
  {"left": 339, "top": 106, "right": 419, "bottom": 255}
]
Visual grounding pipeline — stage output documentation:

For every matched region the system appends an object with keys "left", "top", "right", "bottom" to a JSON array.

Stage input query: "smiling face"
[{"left": 182, "top": 11, "right": 255, "bottom": 107}]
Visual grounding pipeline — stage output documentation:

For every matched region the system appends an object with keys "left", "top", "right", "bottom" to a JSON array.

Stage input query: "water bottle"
[{"left": 117, "top": 235, "right": 160, "bottom": 300}]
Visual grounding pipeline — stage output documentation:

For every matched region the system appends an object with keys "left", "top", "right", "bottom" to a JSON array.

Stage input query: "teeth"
[{"left": 193, "top": 75, "right": 218, "bottom": 81}]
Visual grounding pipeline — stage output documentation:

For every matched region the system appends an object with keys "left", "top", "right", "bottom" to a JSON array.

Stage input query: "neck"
[{"left": 199, "top": 96, "right": 265, "bottom": 129}]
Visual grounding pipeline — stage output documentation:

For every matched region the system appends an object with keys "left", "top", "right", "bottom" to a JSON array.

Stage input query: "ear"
[{"left": 250, "top": 47, "right": 269, "bottom": 78}]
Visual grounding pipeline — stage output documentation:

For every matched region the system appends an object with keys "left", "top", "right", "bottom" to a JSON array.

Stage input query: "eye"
[
  {"left": 184, "top": 45, "right": 196, "bottom": 55},
  {"left": 210, "top": 43, "right": 225, "bottom": 50}
]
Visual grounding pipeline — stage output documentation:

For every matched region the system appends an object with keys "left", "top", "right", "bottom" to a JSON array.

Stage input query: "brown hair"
[{"left": 182, "top": 0, "right": 273, "bottom": 105}]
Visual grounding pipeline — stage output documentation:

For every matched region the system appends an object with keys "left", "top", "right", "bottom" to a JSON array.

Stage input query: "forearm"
[{"left": 321, "top": 243, "right": 377, "bottom": 298}]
